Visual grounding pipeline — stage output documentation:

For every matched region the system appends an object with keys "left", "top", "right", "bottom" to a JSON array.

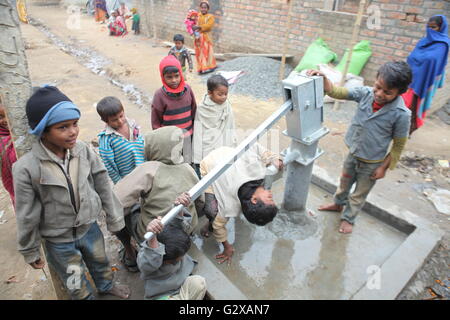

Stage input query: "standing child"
[
  {"left": 307, "top": 61, "right": 412, "bottom": 234},
  {"left": 168, "top": 34, "right": 194, "bottom": 80},
  {"left": 96, "top": 96, "right": 145, "bottom": 272},
  {"left": 151, "top": 55, "right": 197, "bottom": 164},
  {"left": 0, "top": 97, "right": 17, "bottom": 206},
  {"left": 184, "top": 9, "right": 200, "bottom": 39},
  {"left": 96, "top": 96, "right": 145, "bottom": 184},
  {"left": 131, "top": 8, "right": 140, "bottom": 35},
  {"left": 14, "top": 86, "right": 130, "bottom": 299},
  {"left": 137, "top": 193, "right": 207, "bottom": 300},
  {"left": 192, "top": 74, "right": 237, "bottom": 174}
]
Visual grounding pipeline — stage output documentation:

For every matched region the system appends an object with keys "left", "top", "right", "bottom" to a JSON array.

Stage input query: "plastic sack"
[
  {"left": 295, "top": 38, "right": 337, "bottom": 72},
  {"left": 336, "top": 40, "right": 372, "bottom": 76}
]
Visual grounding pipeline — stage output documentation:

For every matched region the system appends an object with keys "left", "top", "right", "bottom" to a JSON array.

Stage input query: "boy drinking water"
[
  {"left": 307, "top": 61, "right": 412, "bottom": 234},
  {"left": 14, "top": 86, "right": 130, "bottom": 299},
  {"left": 151, "top": 55, "right": 197, "bottom": 164},
  {"left": 168, "top": 34, "right": 194, "bottom": 80}
]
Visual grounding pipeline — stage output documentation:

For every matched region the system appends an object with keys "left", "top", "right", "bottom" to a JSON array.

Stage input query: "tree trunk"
[{"left": 0, "top": 0, "right": 35, "bottom": 156}]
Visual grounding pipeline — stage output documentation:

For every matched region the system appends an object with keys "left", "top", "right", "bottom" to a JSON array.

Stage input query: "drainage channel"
[{"left": 28, "top": 16, "right": 153, "bottom": 110}]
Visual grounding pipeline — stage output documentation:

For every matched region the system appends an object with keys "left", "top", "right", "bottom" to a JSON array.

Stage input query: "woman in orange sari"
[
  {"left": 95, "top": 0, "right": 107, "bottom": 23},
  {"left": 193, "top": 1, "right": 217, "bottom": 74}
]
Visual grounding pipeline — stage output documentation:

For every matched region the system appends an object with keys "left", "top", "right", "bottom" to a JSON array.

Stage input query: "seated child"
[
  {"left": 137, "top": 193, "right": 207, "bottom": 300},
  {"left": 14, "top": 86, "right": 130, "bottom": 299},
  {"left": 0, "top": 97, "right": 17, "bottom": 206},
  {"left": 131, "top": 8, "right": 140, "bottom": 35},
  {"left": 192, "top": 74, "right": 237, "bottom": 170},
  {"left": 307, "top": 61, "right": 412, "bottom": 234},
  {"left": 168, "top": 34, "right": 194, "bottom": 79},
  {"left": 184, "top": 9, "right": 200, "bottom": 39},
  {"left": 151, "top": 55, "right": 197, "bottom": 164},
  {"left": 96, "top": 96, "right": 145, "bottom": 184},
  {"left": 108, "top": 10, "right": 127, "bottom": 36}
]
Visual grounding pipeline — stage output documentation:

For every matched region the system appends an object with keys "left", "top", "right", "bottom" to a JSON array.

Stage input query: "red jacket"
[{"left": 0, "top": 126, "right": 17, "bottom": 206}]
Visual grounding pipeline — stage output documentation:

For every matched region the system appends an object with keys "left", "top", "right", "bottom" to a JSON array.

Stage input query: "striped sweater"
[
  {"left": 98, "top": 118, "right": 145, "bottom": 184},
  {"left": 151, "top": 85, "right": 197, "bottom": 136}
]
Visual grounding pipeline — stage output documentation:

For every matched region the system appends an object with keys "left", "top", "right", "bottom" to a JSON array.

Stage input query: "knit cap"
[{"left": 25, "top": 86, "right": 80, "bottom": 136}]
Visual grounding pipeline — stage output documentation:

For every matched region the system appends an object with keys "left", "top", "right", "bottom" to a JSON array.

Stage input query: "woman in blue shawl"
[{"left": 403, "top": 15, "right": 450, "bottom": 134}]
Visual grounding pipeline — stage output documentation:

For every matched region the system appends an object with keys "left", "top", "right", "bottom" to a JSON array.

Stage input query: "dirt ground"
[{"left": 1, "top": 3, "right": 449, "bottom": 300}]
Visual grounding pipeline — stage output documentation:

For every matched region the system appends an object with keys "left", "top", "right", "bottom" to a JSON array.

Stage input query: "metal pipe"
[{"left": 144, "top": 100, "right": 294, "bottom": 240}]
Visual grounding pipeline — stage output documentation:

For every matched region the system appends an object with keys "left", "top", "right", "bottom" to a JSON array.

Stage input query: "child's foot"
[
  {"left": 318, "top": 203, "right": 343, "bottom": 212},
  {"left": 106, "top": 284, "right": 131, "bottom": 299},
  {"left": 338, "top": 220, "right": 353, "bottom": 234},
  {"left": 200, "top": 222, "right": 211, "bottom": 238}
]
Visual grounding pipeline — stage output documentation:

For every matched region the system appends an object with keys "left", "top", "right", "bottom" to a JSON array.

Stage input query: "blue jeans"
[
  {"left": 44, "top": 222, "right": 113, "bottom": 300},
  {"left": 334, "top": 153, "right": 381, "bottom": 225}
]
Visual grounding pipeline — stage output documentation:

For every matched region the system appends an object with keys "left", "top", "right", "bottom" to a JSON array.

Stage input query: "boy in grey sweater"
[{"left": 14, "top": 86, "right": 130, "bottom": 300}]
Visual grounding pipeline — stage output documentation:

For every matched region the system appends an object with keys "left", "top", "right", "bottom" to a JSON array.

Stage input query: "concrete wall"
[{"left": 134, "top": 0, "right": 450, "bottom": 111}]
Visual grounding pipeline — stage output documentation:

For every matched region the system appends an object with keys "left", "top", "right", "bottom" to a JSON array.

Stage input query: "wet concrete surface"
[{"left": 192, "top": 178, "right": 407, "bottom": 299}]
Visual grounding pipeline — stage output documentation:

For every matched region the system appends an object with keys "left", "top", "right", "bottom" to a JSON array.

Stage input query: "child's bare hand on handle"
[
  {"left": 146, "top": 216, "right": 163, "bottom": 248},
  {"left": 306, "top": 69, "right": 333, "bottom": 93},
  {"left": 174, "top": 192, "right": 191, "bottom": 207}
]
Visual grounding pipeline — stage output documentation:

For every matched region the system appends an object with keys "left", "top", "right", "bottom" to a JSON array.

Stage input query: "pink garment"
[
  {"left": 184, "top": 18, "right": 196, "bottom": 35},
  {"left": 0, "top": 126, "right": 17, "bottom": 206}
]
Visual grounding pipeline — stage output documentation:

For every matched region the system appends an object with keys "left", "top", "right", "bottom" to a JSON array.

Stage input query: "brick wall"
[{"left": 135, "top": 0, "right": 450, "bottom": 111}]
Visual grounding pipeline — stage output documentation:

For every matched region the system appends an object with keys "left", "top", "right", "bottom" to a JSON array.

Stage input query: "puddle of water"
[
  {"left": 194, "top": 177, "right": 407, "bottom": 299},
  {"left": 28, "top": 17, "right": 152, "bottom": 111}
]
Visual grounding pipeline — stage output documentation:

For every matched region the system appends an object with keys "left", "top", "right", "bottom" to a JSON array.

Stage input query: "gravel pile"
[{"left": 200, "top": 56, "right": 293, "bottom": 100}]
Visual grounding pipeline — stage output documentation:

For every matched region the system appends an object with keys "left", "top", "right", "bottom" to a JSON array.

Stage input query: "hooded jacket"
[{"left": 113, "top": 126, "right": 202, "bottom": 242}]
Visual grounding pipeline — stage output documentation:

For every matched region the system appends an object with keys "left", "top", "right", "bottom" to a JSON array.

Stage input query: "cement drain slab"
[{"left": 191, "top": 170, "right": 443, "bottom": 300}]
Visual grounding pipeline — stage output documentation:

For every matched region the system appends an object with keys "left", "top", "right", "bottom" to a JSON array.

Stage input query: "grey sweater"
[{"left": 13, "top": 141, "right": 124, "bottom": 264}]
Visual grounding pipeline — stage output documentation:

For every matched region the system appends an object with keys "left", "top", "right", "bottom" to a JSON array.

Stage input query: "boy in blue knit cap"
[{"left": 14, "top": 86, "right": 130, "bottom": 300}]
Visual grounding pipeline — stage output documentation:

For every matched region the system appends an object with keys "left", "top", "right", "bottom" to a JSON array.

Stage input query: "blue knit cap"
[{"left": 29, "top": 101, "right": 81, "bottom": 137}]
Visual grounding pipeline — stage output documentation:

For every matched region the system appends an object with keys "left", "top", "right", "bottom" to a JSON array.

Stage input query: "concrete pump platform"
[
  {"left": 101, "top": 166, "right": 443, "bottom": 300},
  {"left": 189, "top": 166, "right": 444, "bottom": 300}
]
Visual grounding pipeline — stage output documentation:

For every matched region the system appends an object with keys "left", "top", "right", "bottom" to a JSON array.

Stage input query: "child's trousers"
[
  {"left": 44, "top": 222, "right": 114, "bottom": 300},
  {"left": 169, "top": 275, "right": 207, "bottom": 300},
  {"left": 334, "top": 153, "right": 381, "bottom": 225}
]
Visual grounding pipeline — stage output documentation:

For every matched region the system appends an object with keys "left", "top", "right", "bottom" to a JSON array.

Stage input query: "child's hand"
[
  {"left": 175, "top": 192, "right": 191, "bottom": 207},
  {"left": 370, "top": 166, "right": 388, "bottom": 180},
  {"left": 29, "top": 258, "right": 45, "bottom": 269},
  {"left": 306, "top": 69, "right": 333, "bottom": 93},
  {"left": 272, "top": 159, "right": 284, "bottom": 171},
  {"left": 147, "top": 216, "right": 163, "bottom": 235}
]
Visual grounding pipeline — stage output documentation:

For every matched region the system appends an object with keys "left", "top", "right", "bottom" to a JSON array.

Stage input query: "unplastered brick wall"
[{"left": 136, "top": 0, "right": 450, "bottom": 110}]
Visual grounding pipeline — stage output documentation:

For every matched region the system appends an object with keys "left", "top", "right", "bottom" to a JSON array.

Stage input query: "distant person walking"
[
  {"left": 192, "top": 1, "right": 217, "bottom": 75},
  {"left": 402, "top": 15, "right": 450, "bottom": 134},
  {"left": 94, "top": 0, "right": 108, "bottom": 23}
]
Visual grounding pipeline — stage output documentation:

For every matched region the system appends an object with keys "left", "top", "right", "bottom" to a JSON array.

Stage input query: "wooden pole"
[
  {"left": 279, "top": 0, "right": 294, "bottom": 81},
  {"left": 332, "top": 0, "right": 366, "bottom": 110}
]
